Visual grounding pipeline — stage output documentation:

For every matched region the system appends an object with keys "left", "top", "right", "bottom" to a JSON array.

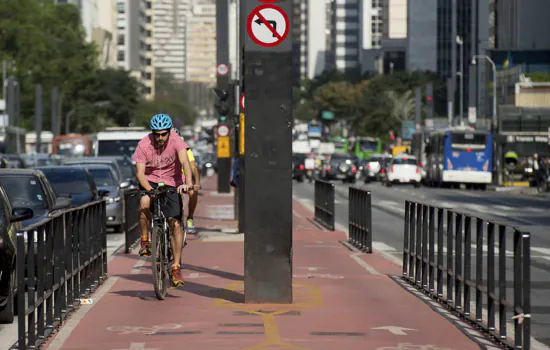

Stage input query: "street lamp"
[
  {"left": 456, "top": 36, "right": 464, "bottom": 126},
  {"left": 472, "top": 54, "right": 499, "bottom": 185}
]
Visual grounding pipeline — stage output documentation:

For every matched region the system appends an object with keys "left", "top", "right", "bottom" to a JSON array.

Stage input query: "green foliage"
[
  {"left": 0, "top": 0, "right": 182, "bottom": 135},
  {"left": 525, "top": 72, "right": 550, "bottom": 82},
  {"left": 135, "top": 70, "right": 196, "bottom": 129},
  {"left": 295, "top": 69, "right": 446, "bottom": 138}
]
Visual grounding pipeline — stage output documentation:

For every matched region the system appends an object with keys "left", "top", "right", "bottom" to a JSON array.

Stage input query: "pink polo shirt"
[{"left": 132, "top": 131, "right": 190, "bottom": 187}]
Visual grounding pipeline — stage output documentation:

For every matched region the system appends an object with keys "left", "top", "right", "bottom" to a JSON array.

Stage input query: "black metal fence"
[
  {"left": 16, "top": 200, "right": 108, "bottom": 350},
  {"left": 348, "top": 187, "right": 372, "bottom": 253},
  {"left": 123, "top": 189, "right": 140, "bottom": 253},
  {"left": 314, "top": 180, "right": 335, "bottom": 231},
  {"left": 403, "top": 200, "right": 531, "bottom": 349}
]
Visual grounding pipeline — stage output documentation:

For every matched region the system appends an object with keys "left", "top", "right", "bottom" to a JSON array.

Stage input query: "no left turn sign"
[
  {"left": 217, "top": 64, "right": 229, "bottom": 76},
  {"left": 247, "top": 4, "right": 289, "bottom": 48}
]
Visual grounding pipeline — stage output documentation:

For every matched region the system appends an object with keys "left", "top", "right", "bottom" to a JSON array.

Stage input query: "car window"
[
  {"left": 115, "top": 159, "right": 134, "bottom": 179},
  {"left": 41, "top": 168, "right": 92, "bottom": 194},
  {"left": 393, "top": 158, "right": 417, "bottom": 165},
  {"left": 0, "top": 175, "right": 47, "bottom": 209},
  {"left": 87, "top": 168, "right": 116, "bottom": 187}
]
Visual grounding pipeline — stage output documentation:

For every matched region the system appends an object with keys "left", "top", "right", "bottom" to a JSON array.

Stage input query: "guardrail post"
[
  {"left": 348, "top": 187, "right": 372, "bottom": 253},
  {"left": 401, "top": 200, "right": 531, "bottom": 349},
  {"left": 313, "top": 180, "right": 335, "bottom": 231}
]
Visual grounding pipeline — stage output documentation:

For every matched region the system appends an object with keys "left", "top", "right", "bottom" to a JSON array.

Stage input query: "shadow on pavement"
[
  {"left": 182, "top": 263, "right": 243, "bottom": 281},
  {"left": 116, "top": 273, "right": 245, "bottom": 304}
]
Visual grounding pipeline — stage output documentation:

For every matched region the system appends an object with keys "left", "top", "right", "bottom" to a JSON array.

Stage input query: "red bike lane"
[{"left": 43, "top": 177, "right": 491, "bottom": 350}]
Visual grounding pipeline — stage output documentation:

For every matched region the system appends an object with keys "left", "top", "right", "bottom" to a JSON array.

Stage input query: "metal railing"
[
  {"left": 123, "top": 189, "right": 140, "bottom": 253},
  {"left": 314, "top": 180, "right": 335, "bottom": 231},
  {"left": 403, "top": 200, "right": 531, "bottom": 349},
  {"left": 16, "top": 200, "right": 108, "bottom": 350},
  {"left": 348, "top": 187, "right": 372, "bottom": 253}
]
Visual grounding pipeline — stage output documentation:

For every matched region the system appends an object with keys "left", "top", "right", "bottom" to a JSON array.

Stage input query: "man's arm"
[
  {"left": 178, "top": 149, "right": 194, "bottom": 188},
  {"left": 191, "top": 161, "right": 201, "bottom": 189},
  {"left": 136, "top": 163, "right": 153, "bottom": 191}
]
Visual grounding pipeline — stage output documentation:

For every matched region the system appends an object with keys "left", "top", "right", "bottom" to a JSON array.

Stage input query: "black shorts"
[{"left": 139, "top": 181, "right": 182, "bottom": 221}]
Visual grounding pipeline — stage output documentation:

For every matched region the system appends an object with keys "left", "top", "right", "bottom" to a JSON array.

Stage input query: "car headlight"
[{"left": 107, "top": 196, "right": 120, "bottom": 203}]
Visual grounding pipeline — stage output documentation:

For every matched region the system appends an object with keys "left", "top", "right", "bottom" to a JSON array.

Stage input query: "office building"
[
  {"left": 380, "top": 0, "right": 407, "bottom": 73},
  {"left": 56, "top": 0, "right": 99, "bottom": 43},
  {"left": 153, "top": 0, "right": 187, "bottom": 82},
  {"left": 329, "top": 0, "right": 362, "bottom": 72},
  {"left": 94, "top": 0, "right": 118, "bottom": 68},
  {"left": 116, "top": 0, "right": 155, "bottom": 100},
  {"left": 185, "top": 0, "right": 216, "bottom": 84}
]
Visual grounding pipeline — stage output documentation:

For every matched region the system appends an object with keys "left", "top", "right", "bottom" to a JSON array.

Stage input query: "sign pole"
[
  {"left": 216, "top": 0, "right": 231, "bottom": 194},
  {"left": 243, "top": 0, "right": 293, "bottom": 303}
]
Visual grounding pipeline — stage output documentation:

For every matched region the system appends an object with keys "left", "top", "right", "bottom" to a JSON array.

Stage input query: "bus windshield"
[
  {"left": 98, "top": 140, "right": 139, "bottom": 157},
  {"left": 358, "top": 139, "right": 379, "bottom": 152},
  {"left": 450, "top": 132, "right": 487, "bottom": 150}
]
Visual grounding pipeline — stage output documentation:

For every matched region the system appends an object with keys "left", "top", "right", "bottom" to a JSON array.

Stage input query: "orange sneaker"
[
  {"left": 171, "top": 265, "right": 184, "bottom": 287},
  {"left": 139, "top": 236, "right": 151, "bottom": 257}
]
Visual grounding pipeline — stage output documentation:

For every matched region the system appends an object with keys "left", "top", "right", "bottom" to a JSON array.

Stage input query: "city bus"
[
  {"left": 94, "top": 127, "right": 149, "bottom": 159},
  {"left": 424, "top": 127, "right": 492, "bottom": 189},
  {"left": 350, "top": 136, "right": 382, "bottom": 159},
  {"left": 52, "top": 134, "right": 93, "bottom": 157},
  {"left": 330, "top": 137, "right": 348, "bottom": 154}
]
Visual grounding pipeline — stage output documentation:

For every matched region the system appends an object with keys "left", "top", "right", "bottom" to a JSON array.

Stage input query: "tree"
[
  {"left": 311, "top": 81, "right": 360, "bottom": 121},
  {"left": 525, "top": 72, "right": 550, "bottom": 82}
]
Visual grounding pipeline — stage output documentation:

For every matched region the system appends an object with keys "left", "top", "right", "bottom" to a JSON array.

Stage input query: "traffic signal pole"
[{"left": 216, "top": 0, "right": 231, "bottom": 193}]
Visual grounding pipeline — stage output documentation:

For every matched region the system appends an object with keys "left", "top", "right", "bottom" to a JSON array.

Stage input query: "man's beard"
[{"left": 154, "top": 136, "right": 169, "bottom": 150}]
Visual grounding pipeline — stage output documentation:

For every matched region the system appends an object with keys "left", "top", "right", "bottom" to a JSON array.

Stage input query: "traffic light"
[{"left": 213, "top": 85, "right": 234, "bottom": 122}]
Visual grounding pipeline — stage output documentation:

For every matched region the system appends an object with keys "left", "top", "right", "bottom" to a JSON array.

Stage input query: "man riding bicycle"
[
  {"left": 171, "top": 128, "right": 201, "bottom": 233},
  {"left": 133, "top": 114, "right": 194, "bottom": 287}
]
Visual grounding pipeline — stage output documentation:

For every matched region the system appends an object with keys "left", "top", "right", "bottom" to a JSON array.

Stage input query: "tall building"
[
  {"left": 329, "top": 0, "right": 362, "bottom": 73},
  {"left": 380, "top": 0, "right": 407, "bottom": 73},
  {"left": 185, "top": 0, "right": 216, "bottom": 84},
  {"left": 116, "top": 0, "right": 155, "bottom": 100},
  {"left": 153, "top": 0, "right": 187, "bottom": 82},
  {"left": 358, "top": 0, "right": 383, "bottom": 74},
  {"left": 94, "top": 0, "right": 118, "bottom": 68}
]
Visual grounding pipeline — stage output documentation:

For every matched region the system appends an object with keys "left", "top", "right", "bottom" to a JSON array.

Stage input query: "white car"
[{"left": 386, "top": 154, "right": 422, "bottom": 187}]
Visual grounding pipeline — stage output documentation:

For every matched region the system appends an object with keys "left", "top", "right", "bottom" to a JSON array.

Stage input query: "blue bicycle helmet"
[{"left": 150, "top": 114, "right": 173, "bottom": 130}]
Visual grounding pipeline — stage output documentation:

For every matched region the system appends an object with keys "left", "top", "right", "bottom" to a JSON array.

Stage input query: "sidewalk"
[{"left": 42, "top": 176, "right": 492, "bottom": 350}]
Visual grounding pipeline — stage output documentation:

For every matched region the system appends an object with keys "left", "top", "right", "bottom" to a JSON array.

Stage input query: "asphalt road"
[
  {"left": 293, "top": 179, "right": 550, "bottom": 348},
  {"left": 0, "top": 231, "right": 125, "bottom": 350}
]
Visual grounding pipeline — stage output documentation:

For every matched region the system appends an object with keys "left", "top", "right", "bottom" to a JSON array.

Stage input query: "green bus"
[
  {"left": 330, "top": 137, "right": 348, "bottom": 154},
  {"left": 351, "top": 136, "right": 382, "bottom": 159}
]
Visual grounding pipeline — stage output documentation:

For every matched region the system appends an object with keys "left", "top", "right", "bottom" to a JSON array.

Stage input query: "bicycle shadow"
[
  {"left": 116, "top": 273, "right": 245, "bottom": 304},
  {"left": 181, "top": 263, "right": 242, "bottom": 281}
]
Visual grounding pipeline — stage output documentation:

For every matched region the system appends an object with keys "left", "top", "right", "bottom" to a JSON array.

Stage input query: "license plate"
[
  {"left": 336, "top": 174, "right": 345, "bottom": 179},
  {"left": 400, "top": 178, "right": 409, "bottom": 182}
]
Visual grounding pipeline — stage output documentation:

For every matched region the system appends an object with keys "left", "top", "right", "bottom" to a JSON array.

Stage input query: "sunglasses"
[{"left": 153, "top": 131, "right": 169, "bottom": 138}]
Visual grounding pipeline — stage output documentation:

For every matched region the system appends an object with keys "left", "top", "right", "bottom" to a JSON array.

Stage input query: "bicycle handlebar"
[{"left": 133, "top": 186, "right": 195, "bottom": 197}]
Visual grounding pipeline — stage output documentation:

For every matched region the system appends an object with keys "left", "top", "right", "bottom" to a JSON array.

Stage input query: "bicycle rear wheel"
[{"left": 151, "top": 226, "right": 168, "bottom": 300}]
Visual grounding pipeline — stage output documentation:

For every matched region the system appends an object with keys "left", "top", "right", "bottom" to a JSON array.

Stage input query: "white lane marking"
[{"left": 350, "top": 253, "right": 382, "bottom": 276}]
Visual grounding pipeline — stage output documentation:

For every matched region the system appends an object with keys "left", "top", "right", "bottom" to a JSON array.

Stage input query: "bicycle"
[{"left": 135, "top": 184, "right": 185, "bottom": 300}]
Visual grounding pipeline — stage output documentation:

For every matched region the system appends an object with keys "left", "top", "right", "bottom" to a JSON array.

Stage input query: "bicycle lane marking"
[{"left": 46, "top": 247, "right": 145, "bottom": 350}]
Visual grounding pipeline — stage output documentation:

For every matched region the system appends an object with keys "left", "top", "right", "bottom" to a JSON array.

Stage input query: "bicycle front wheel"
[{"left": 151, "top": 225, "right": 168, "bottom": 300}]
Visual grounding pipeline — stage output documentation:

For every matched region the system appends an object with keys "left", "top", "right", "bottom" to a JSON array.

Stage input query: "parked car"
[
  {"left": 292, "top": 154, "right": 306, "bottom": 182},
  {"left": 0, "top": 184, "right": 34, "bottom": 323},
  {"left": 75, "top": 164, "right": 122, "bottom": 231},
  {"left": 385, "top": 154, "right": 421, "bottom": 187},
  {"left": 62, "top": 158, "right": 130, "bottom": 190},
  {"left": 36, "top": 166, "right": 104, "bottom": 207},
  {"left": 321, "top": 154, "right": 357, "bottom": 183},
  {"left": 91, "top": 156, "right": 137, "bottom": 188},
  {"left": 0, "top": 169, "right": 72, "bottom": 227},
  {"left": 0, "top": 154, "right": 26, "bottom": 169}
]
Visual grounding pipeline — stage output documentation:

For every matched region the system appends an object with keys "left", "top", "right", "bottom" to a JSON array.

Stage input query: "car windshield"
[
  {"left": 87, "top": 168, "right": 116, "bottom": 187},
  {"left": 40, "top": 168, "right": 91, "bottom": 194},
  {"left": 0, "top": 175, "right": 47, "bottom": 209},
  {"left": 358, "top": 139, "right": 379, "bottom": 152},
  {"left": 114, "top": 159, "right": 134, "bottom": 179},
  {"left": 393, "top": 158, "right": 417, "bottom": 165},
  {"left": 98, "top": 140, "right": 139, "bottom": 157}
]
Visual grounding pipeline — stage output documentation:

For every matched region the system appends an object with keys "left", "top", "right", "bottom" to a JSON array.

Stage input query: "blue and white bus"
[{"left": 425, "top": 127, "right": 492, "bottom": 189}]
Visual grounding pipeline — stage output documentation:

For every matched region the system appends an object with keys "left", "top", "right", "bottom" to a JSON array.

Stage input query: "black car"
[
  {"left": 322, "top": 154, "right": 357, "bottom": 183},
  {"left": 292, "top": 154, "right": 306, "bottom": 182},
  {"left": 0, "top": 169, "right": 72, "bottom": 227},
  {"left": 36, "top": 166, "right": 102, "bottom": 207},
  {"left": 0, "top": 184, "right": 34, "bottom": 323}
]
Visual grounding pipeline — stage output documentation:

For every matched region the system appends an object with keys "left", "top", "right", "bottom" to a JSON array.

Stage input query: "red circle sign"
[
  {"left": 246, "top": 4, "right": 289, "bottom": 48},
  {"left": 217, "top": 125, "right": 229, "bottom": 137},
  {"left": 240, "top": 93, "right": 245, "bottom": 110},
  {"left": 217, "top": 64, "right": 229, "bottom": 76}
]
